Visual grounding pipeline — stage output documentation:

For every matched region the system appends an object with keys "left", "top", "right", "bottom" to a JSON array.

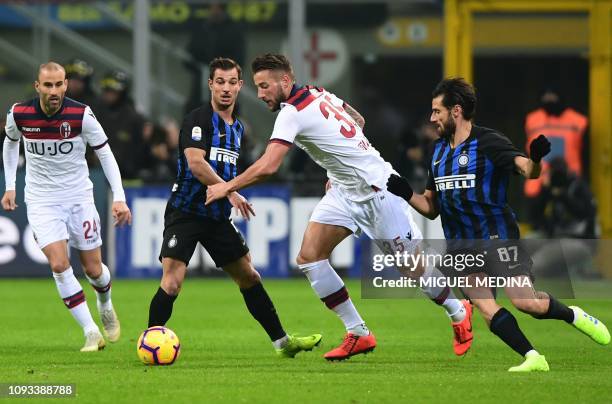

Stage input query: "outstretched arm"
[
  {"left": 514, "top": 156, "right": 541, "bottom": 179},
  {"left": 410, "top": 190, "right": 439, "bottom": 220},
  {"left": 386, "top": 174, "right": 439, "bottom": 219},
  {"left": 184, "top": 147, "right": 255, "bottom": 220},
  {"left": 185, "top": 147, "right": 227, "bottom": 186},
  {"left": 515, "top": 134, "right": 551, "bottom": 179},
  {"left": 206, "top": 141, "right": 291, "bottom": 205}
]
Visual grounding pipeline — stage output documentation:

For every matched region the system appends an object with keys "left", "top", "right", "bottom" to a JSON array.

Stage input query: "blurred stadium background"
[{"left": 1, "top": 0, "right": 611, "bottom": 281}]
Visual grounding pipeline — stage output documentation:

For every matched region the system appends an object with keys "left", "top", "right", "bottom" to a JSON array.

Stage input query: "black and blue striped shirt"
[
  {"left": 426, "top": 125, "right": 525, "bottom": 240},
  {"left": 168, "top": 104, "right": 243, "bottom": 220}
]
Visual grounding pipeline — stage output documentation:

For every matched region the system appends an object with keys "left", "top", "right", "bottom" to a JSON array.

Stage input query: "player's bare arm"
[
  {"left": 514, "top": 156, "right": 541, "bottom": 179},
  {"left": 342, "top": 102, "right": 365, "bottom": 129},
  {"left": 185, "top": 147, "right": 255, "bottom": 220},
  {"left": 1, "top": 190, "right": 17, "bottom": 211},
  {"left": 410, "top": 190, "right": 439, "bottom": 220},
  {"left": 205, "top": 142, "right": 291, "bottom": 205},
  {"left": 386, "top": 174, "right": 439, "bottom": 219},
  {"left": 515, "top": 134, "right": 551, "bottom": 179},
  {"left": 111, "top": 201, "right": 132, "bottom": 226}
]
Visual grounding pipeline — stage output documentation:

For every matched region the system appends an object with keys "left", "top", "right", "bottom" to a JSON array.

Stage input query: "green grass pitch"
[{"left": 1, "top": 278, "right": 611, "bottom": 403}]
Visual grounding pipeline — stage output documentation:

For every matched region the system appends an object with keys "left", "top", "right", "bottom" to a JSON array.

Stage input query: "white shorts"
[
  {"left": 310, "top": 186, "right": 423, "bottom": 253},
  {"left": 26, "top": 203, "right": 103, "bottom": 250}
]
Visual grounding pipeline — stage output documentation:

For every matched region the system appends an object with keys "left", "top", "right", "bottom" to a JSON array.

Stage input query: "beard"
[
  {"left": 44, "top": 95, "right": 63, "bottom": 114},
  {"left": 439, "top": 115, "right": 456, "bottom": 140},
  {"left": 215, "top": 99, "right": 231, "bottom": 110},
  {"left": 269, "top": 88, "right": 285, "bottom": 111}
]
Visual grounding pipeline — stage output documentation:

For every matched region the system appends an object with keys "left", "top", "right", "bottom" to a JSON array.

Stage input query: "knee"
[
  {"left": 406, "top": 262, "right": 425, "bottom": 279},
  {"left": 296, "top": 253, "right": 308, "bottom": 266},
  {"left": 161, "top": 276, "right": 182, "bottom": 296},
  {"left": 49, "top": 258, "right": 71, "bottom": 274},
  {"left": 161, "top": 262, "right": 185, "bottom": 295},
  {"left": 296, "top": 250, "right": 327, "bottom": 267},
  {"left": 237, "top": 268, "right": 261, "bottom": 289},
  {"left": 82, "top": 262, "right": 102, "bottom": 278}
]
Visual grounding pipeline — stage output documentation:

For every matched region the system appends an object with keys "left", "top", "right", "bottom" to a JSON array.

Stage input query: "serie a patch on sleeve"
[{"left": 191, "top": 126, "right": 202, "bottom": 141}]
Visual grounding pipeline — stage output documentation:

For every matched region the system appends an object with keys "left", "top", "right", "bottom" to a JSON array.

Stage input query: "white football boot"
[
  {"left": 81, "top": 329, "right": 106, "bottom": 352},
  {"left": 99, "top": 305, "right": 121, "bottom": 343}
]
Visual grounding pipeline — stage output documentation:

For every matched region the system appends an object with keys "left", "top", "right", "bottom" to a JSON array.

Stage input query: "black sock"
[
  {"left": 148, "top": 287, "right": 178, "bottom": 327},
  {"left": 240, "top": 282, "right": 286, "bottom": 341},
  {"left": 533, "top": 295, "right": 575, "bottom": 323},
  {"left": 490, "top": 308, "right": 534, "bottom": 357}
]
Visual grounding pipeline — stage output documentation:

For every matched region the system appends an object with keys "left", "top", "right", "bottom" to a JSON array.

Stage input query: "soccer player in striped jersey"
[
  {"left": 387, "top": 77, "right": 610, "bottom": 371},
  {"left": 2, "top": 62, "right": 130, "bottom": 351},
  {"left": 148, "top": 57, "right": 322, "bottom": 358},
  {"left": 206, "top": 54, "right": 474, "bottom": 361}
]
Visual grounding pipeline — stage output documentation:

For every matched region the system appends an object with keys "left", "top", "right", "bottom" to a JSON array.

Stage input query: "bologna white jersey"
[
  {"left": 5, "top": 97, "right": 108, "bottom": 205},
  {"left": 270, "top": 85, "right": 395, "bottom": 201}
]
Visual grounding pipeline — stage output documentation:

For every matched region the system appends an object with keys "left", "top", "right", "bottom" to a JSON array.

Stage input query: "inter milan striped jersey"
[
  {"left": 426, "top": 125, "right": 526, "bottom": 240},
  {"left": 4, "top": 97, "right": 108, "bottom": 205},
  {"left": 168, "top": 104, "right": 243, "bottom": 219},
  {"left": 270, "top": 85, "right": 394, "bottom": 202}
]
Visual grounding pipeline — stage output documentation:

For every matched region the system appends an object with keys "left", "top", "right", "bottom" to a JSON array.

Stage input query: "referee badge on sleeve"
[{"left": 191, "top": 126, "right": 202, "bottom": 141}]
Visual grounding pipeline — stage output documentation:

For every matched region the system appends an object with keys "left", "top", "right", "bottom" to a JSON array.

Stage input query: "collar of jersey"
[
  {"left": 208, "top": 102, "right": 239, "bottom": 125},
  {"left": 35, "top": 96, "right": 65, "bottom": 120},
  {"left": 279, "top": 84, "right": 304, "bottom": 110}
]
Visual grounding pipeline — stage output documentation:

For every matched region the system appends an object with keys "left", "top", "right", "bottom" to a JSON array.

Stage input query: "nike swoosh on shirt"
[{"left": 433, "top": 159, "right": 443, "bottom": 166}]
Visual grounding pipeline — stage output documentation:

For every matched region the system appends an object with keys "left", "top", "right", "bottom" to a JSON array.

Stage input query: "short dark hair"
[
  {"left": 251, "top": 53, "right": 294, "bottom": 78},
  {"left": 209, "top": 57, "right": 242, "bottom": 80},
  {"left": 432, "top": 77, "right": 477, "bottom": 120}
]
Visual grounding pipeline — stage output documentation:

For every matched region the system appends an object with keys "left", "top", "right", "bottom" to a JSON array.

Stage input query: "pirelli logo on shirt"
[
  {"left": 435, "top": 174, "right": 476, "bottom": 191},
  {"left": 209, "top": 147, "right": 238, "bottom": 165}
]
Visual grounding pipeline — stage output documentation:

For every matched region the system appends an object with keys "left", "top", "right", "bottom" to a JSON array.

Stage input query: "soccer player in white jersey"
[
  {"left": 206, "top": 54, "right": 473, "bottom": 360},
  {"left": 2, "top": 62, "right": 131, "bottom": 352}
]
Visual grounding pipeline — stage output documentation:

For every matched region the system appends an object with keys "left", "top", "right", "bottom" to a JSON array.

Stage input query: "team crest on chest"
[
  {"left": 458, "top": 153, "right": 469, "bottom": 167},
  {"left": 60, "top": 121, "right": 71, "bottom": 138}
]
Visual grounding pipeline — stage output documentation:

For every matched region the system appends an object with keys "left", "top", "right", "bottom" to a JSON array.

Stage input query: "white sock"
[
  {"left": 53, "top": 267, "right": 99, "bottom": 335},
  {"left": 299, "top": 259, "right": 367, "bottom": 332},
  {"left": 421, "top": 266, "right": 465, "bottom": 322},
  {"left": 85, "top": 263, "right": 113, "bottom": 311},
  {"left": 525, "top": 349, "right": 540, "bottom": 357},
  {"left": 334, "top": 299, "right": 368, "bottom": 335},
  {"left": 272, "top": 335, "right": 289, "bottom": 349}
]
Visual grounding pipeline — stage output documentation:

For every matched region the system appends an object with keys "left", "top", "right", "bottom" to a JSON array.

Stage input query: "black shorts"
[{"left": 159, "top": 206, "right": 249, "bottom": 268}]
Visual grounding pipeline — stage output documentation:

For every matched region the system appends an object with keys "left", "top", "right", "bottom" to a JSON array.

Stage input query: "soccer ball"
[{"left": 137, "top": 326, "right": 181, "bottom": 365}]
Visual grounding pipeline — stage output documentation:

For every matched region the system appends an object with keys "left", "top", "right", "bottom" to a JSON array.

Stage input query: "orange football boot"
[
  {"left": 324, "top": 332, "right": 377, "bottom": 361},
  {"left": 452, "top": 299, "right": 473, "bottom": 356}
]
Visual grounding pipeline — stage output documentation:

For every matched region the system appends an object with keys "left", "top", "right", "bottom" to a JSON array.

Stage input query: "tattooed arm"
[{"left": 342, "top": 102, "right": 365, "bottom": 129}]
